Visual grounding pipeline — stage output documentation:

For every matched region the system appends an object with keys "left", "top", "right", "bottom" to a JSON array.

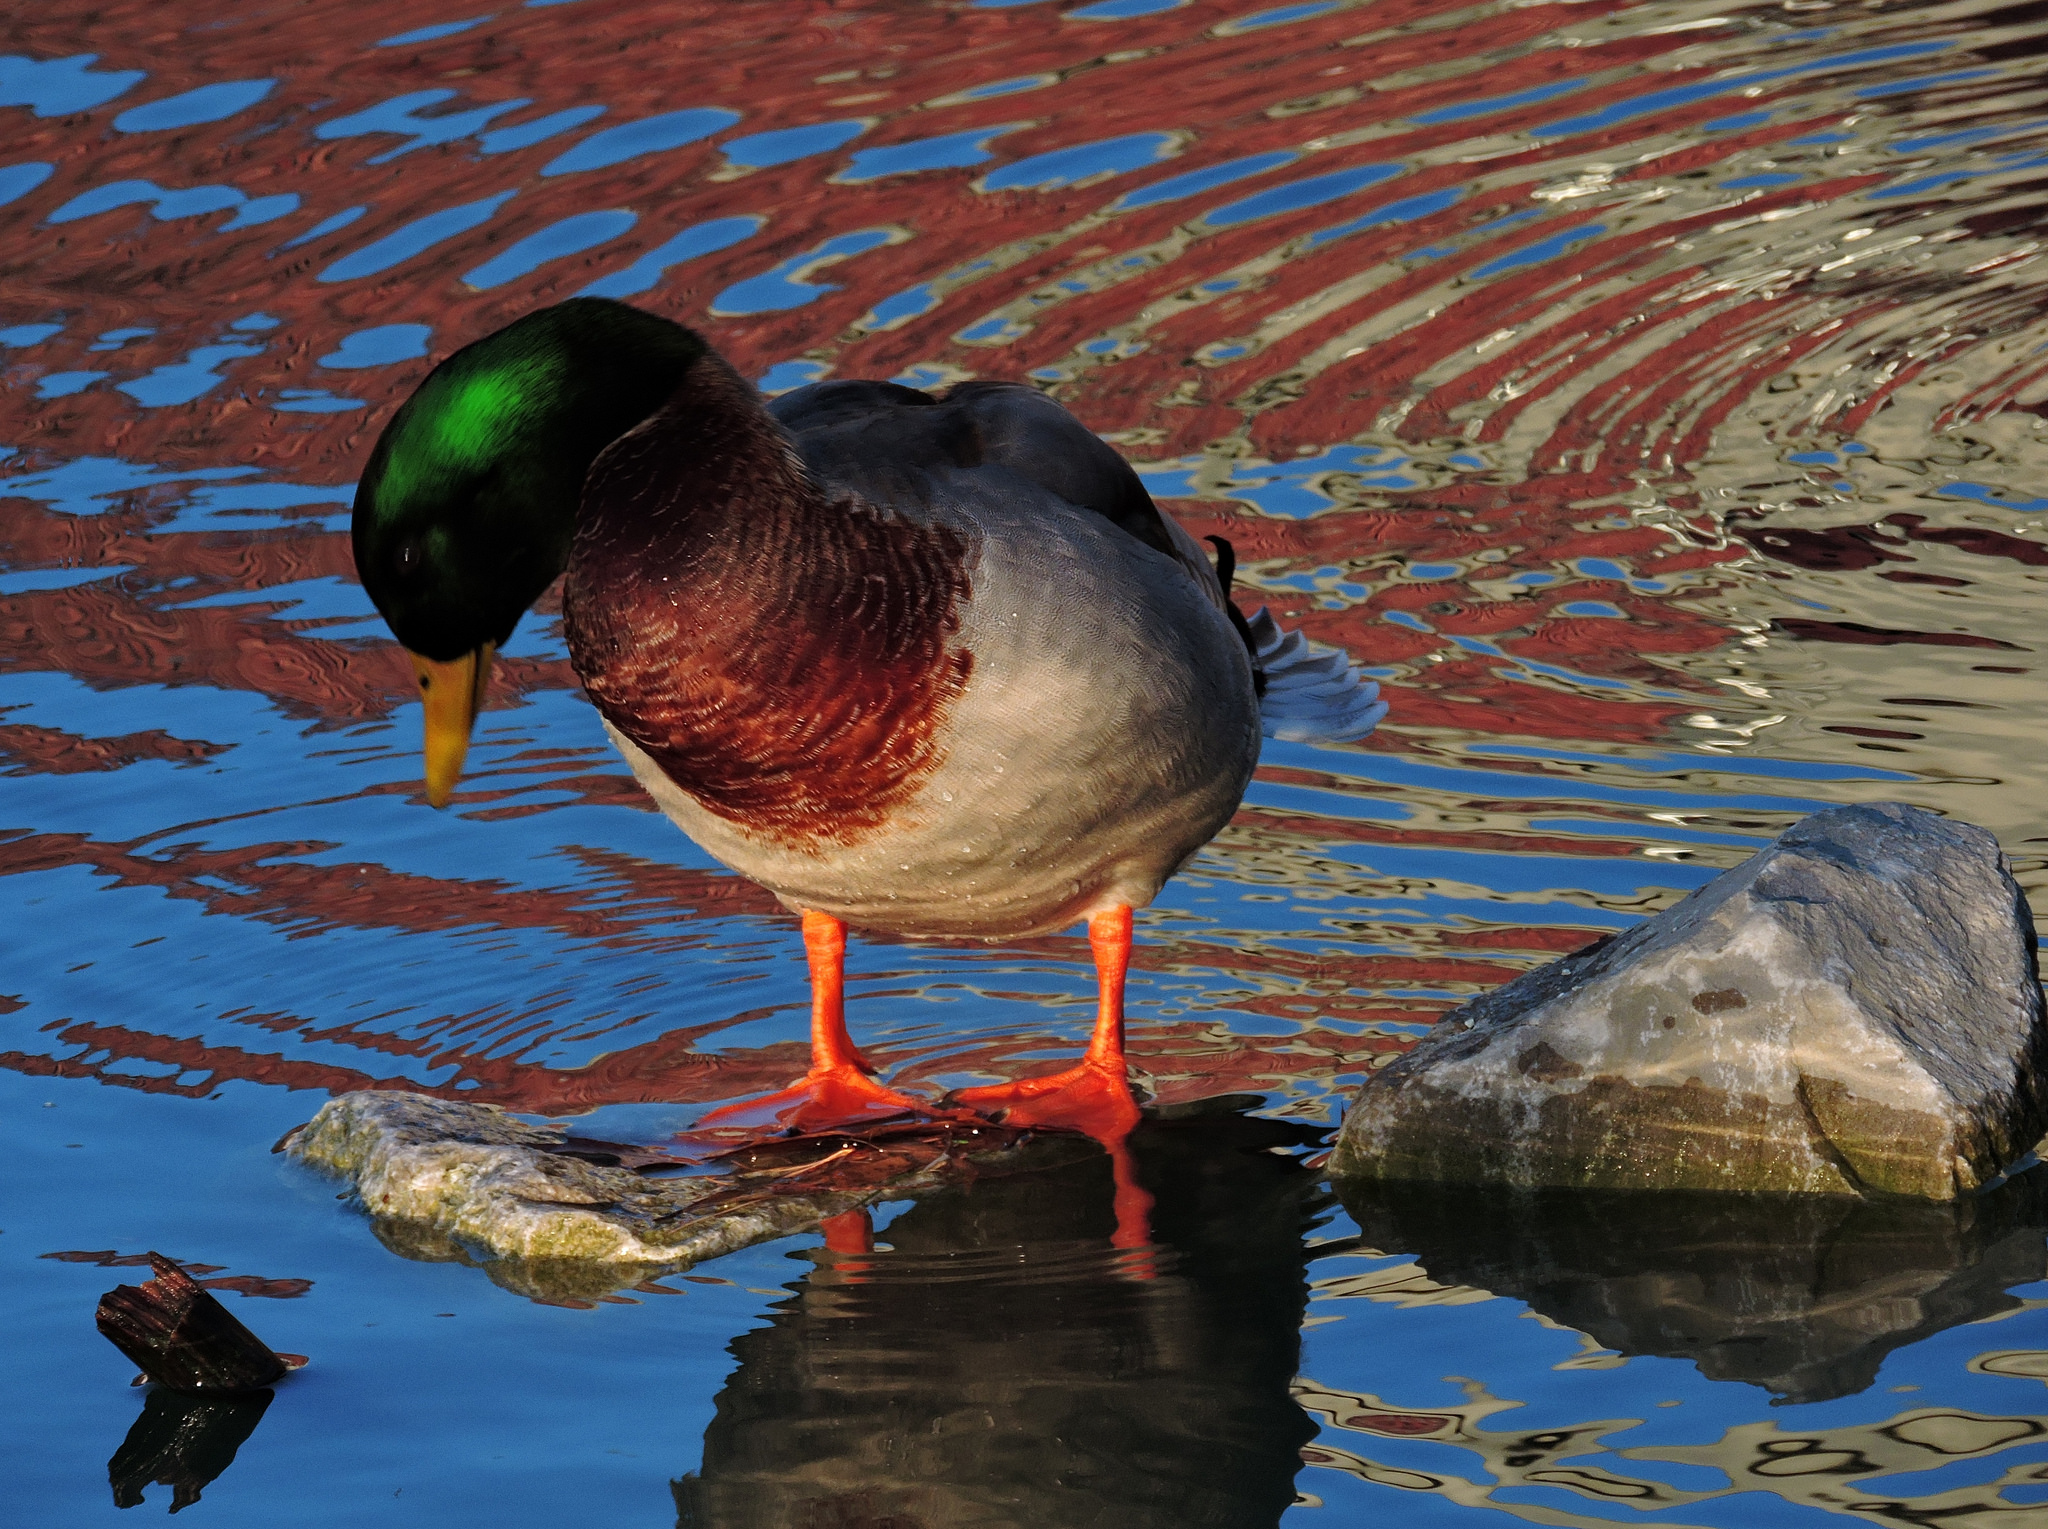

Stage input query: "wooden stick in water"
[{"left": 96, "top": 1254, "right": 298, "bottom": 1393}]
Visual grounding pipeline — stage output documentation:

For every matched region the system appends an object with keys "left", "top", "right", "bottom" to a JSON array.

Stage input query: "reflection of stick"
[
  {"left": 108, "top": 1386, "right": 273, "bottom": 1511},
  {"left": 749, "top": 1144, "right": 860, "bottom": 1180},
  {"left": 96, "top": 1255, "right": 299, "bottom": 1393}
]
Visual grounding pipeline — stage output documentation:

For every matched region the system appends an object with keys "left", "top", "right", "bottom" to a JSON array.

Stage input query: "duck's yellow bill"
[{"left": 409, "top": 643, "right": 495, "bottom": 808}]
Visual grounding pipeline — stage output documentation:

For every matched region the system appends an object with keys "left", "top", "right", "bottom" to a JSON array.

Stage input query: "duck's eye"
[{"left": 394, "top": 537, "right": 423, "bottom": 577}]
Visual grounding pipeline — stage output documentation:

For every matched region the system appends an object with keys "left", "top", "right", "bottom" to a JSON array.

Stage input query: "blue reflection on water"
[
  {"left": 758, "top": 359, "right": 832, "bottom": 394},
  {"left": 839, "top": 123, "right": 1025, "bottom": 181},
  {"left": 479, "top": 105, "right": 608, "bottom": 155},
  {"left": 1412, "top": 77, "right": 1589, "bottom": 124},
  {"left": 316, "top": 89, "right": 530, "bottom": 163},
  {"left": 115, "top": 343, "right": 266, "bottom": 408},
  {"left": 0, "top": 566, "right": 136, "bottom": 595},
  {"left": 279, "top": 204, "right": 367, "bottom": 249},
  {"left": 1115, "top": 150, "right": 1298, "bottom": 210},
  {"left": 1205, "top": 162, "right": 1403, "bottom": 226},
  {"left": 864, "top": 283, "right": 939, "bottom": 328},
  {"left": 463, "top": 208, "right": 638, "bottom": 289},
  {"left": 1537, "top": 39, "right": 1952, "bottom": 136},
  {"left": 0, "top": 52, "right": 143, "bottom": 115},
  {"left": 1471, "top": 221, "right": 1605, "bottom": 277},
  {"left": 0, "top": 161, "right": 52, "bottom": 206},
  {"left": 712, "top": 228, "right": 898, "bottom": 315},
  {"left": 320, "top": 325, "right": 433, "bottom": 369},
  {"left": 154, "top": 480, "right": 354, "bottom": 534},
  {"left": 1935, "top": 482, "right": 2048, "bottom": 513},
  {"left": 1856, "top": 66, "right": 2000, "bottom": 99},
  {"left": 723, "top": 120, "right": 868, "bottom": 169},
  {"left": 113, "top": 79, "right": 275, "bottom": 133},
  {"left": 1, "top": 455, "right": 258, "bottom": 515},
  {"left": 272, "top": 389, "right": 366, "bottom": 414},
  {"left": 379, "top": 14, "right": 496, "bottom": 47},
  {"left": 35, "top": 371, "right": 107, "bottom": 399},
  {"left": 319, "top": 192, "right": 517, "bottom": 282},
  {"left": 577, "top": 215, "right": 762, "bottom": 298},
  {"left": 961, "top": 74, "right": 1055, "bottom": 99},
  {"left": 1225, "top": 1, "right": 1342, "bottom": 30},
  {"left": 48, "top": 178, "right": 298, "bottom": 228},
  {"left": 173, "top": 576, "right": 382, "bottom": 623},
  {"left": 1070, "top": 0, "right": 1187, "bottom": 16},
  {"left": 540, "top": 108, "right": 741, "bottom": 176},
  {"left": 982, "top": 130, "right": 1179, "bottom": 191},
  {"left": 1871, "top": 148, "right": 2048, "bottom": 202}
]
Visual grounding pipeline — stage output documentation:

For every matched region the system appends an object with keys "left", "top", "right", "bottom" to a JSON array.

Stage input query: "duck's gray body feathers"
[{"left": 597, "top": 376, "right": 1378, "bottom": 940}]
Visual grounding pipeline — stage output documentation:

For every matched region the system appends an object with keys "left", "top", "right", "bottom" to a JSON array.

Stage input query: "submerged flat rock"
[
  {"left": 1332, "top": 802, "right": 2048, "bottom": 1199},
  {"left": 284, "top": 1091, "right": 1028, "bottom": 1302}
]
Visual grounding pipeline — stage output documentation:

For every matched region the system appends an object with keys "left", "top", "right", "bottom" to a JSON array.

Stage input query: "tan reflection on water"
[{"left": 1298, "top": 1379, "right": 2048, "bottom": 1523}]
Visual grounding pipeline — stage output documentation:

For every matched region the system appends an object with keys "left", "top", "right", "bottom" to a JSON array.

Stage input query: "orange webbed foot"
[
  {"left": 693, "top": 910, "right": 963, "bottom": 1136},
  {"left": 950, "top": 1057, "right": 1142, "bottom": 1139},
  {"left": 695, "top": 1061, "right": 947, "bottom": 1134}
]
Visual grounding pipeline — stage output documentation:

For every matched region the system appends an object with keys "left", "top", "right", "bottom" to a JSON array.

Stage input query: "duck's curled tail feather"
[{"left": 1246, "top": 607, "right": 1389, "bottom": 744}]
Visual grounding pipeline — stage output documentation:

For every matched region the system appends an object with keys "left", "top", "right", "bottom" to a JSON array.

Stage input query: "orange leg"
[
  {"left": 953, "top": 906, "right": 1154, "bottom": 1247},
  {"left": 953, "top": 906, "right": 1142, "bottom": 1135},
  {"left": 698, "top": 912, "right": 943, "bottom": 1132}
]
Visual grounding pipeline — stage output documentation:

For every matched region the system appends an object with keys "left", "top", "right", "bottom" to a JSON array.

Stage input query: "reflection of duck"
[
  {"left": 672, "top": 1102, "right": 1324, "bottom": 1529},
  {"left": 351, "top": 298, "right": 1383, "bottom": 1151},
  {"left": 1336, "top": 1167, "right": 2048, "bottom": 1403}
]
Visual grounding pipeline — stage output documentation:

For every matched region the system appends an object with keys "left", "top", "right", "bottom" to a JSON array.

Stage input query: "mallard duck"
[{"left": 351, "top": 297, "right": 1385, "bottom": 1150}]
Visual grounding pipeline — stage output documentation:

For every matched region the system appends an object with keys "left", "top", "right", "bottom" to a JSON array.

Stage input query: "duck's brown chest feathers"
[{"left": 561, "top": 357, "right": 973, "bottom": 849}]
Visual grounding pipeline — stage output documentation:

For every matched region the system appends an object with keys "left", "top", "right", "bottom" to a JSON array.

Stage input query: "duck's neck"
[
  {"left": 587, "top": 349, "right": 818, "bottom": 549},
  {"left": 563, "top": 355, "right": 977, "bottom": 848}
]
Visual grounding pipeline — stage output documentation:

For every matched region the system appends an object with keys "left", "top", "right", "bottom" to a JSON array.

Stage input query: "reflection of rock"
[
  {"left": 286, "top": 1092, "right": 1028, "bottom": 1301},
  {"left": 1333, "top": 803, "right": 2048, "bottom": 1198},
  {"left": 673, "top": 1102, "right": 1323, "bottom": 1529},
  {"left": 1297, "top": 1376, "right": 2048, "bottom": 1526},
  {"left": 364, "top": 1214, "right": 663, "bottom": 1306},
  {"left": 1336, "top": 1167, "right": 2048, "bottom": 1402},
  {"left": 107, "top": 1386, "right": 272, "bottom": 1512}
]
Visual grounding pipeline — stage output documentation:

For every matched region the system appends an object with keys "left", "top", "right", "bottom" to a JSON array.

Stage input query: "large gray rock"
[{"left": 1332, "top": 802, "right": 2048, "bottom": 1199}]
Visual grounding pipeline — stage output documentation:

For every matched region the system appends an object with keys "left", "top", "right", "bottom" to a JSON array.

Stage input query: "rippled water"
[{"left": 8, "top": 0, "right": 2048, "bottom": 1521}]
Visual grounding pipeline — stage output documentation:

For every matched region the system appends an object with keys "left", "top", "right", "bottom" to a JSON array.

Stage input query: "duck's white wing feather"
[{"left": 1244, "top": 606, "right": 1389, "bottom": 744}]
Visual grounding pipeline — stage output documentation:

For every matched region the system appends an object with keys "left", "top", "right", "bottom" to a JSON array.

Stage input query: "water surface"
[{"left": 7, "top": 0, "right": 2048, "bottom": 1522}]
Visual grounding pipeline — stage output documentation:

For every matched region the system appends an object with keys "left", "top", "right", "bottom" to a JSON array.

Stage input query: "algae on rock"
[{"left": 1332, "top": 802, "right": 2048, "bottom": 1200}]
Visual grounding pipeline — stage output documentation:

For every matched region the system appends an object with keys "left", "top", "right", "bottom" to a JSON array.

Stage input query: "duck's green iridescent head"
[{"left": 351, "top": 297, "right": 704, "bottom": 803}]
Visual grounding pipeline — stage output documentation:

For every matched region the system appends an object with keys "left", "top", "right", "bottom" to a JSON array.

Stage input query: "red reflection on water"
[{"left": 6, "top": 0, "right": 2043, "bottom": 1120}]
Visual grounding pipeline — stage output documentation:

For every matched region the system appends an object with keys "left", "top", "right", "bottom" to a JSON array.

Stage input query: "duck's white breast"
[{"left": 606, "top": 485, "right": 1259, "bottom": 939}]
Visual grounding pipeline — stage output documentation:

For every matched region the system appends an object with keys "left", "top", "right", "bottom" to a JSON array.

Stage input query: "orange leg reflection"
[
  {"left": 954, "top": 906, "right": 1156, "bottom": 1250},
  {"left": 819, "top": 1208, "right": 873, "bottom": 1256},
  {"left": 699, "top": 912, "right": 944, "bottom": 1132}
]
